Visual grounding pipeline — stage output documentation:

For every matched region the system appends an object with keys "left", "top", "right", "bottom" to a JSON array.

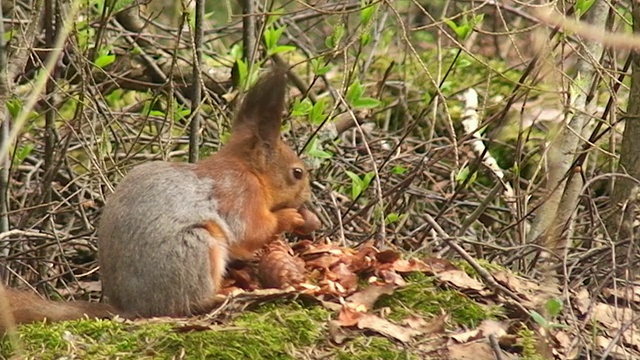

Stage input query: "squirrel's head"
[{"left": 224, "top": 68, "right": 312, "bottom": 211}]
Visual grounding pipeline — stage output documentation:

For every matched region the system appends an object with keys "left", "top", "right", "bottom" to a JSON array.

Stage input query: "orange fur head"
[{"left": 221, "top": 69, "right": 311, "bottom": 211}]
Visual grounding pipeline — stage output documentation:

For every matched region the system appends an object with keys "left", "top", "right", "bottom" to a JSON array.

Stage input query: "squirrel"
[{"left": 0, "top": 68, "right": 320, "bottom": 331}]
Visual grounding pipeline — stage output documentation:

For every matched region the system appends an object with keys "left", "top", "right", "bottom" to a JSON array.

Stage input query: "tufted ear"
[{"left": 232, "top": 68, "right": 287, "bottom": 146}]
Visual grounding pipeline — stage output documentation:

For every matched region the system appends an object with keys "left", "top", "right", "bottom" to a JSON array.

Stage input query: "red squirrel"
[{"left": 1, "top": 69, "right": 320, "bottom": 330}]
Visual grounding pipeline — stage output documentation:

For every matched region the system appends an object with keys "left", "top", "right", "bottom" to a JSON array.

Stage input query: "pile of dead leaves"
[
  {"left": 206, "top": 238, "right": 640, "bottom": 359},
  {"left": 214, "top": 239, "right": 515, "bottom": 359}
]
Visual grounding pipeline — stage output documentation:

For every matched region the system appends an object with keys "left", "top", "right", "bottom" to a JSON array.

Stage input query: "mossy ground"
[{"left": 0, "top": 275, "right": 503, "bottom": 359}]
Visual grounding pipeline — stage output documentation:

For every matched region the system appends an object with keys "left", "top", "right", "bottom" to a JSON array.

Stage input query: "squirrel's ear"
[{"left": 233, "top": 68, "right": 287, "bottom": 145}]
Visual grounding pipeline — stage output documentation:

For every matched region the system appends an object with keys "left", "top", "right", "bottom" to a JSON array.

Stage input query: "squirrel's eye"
[{"left": 292, "top": 167, "right": 304, "bottom": 180}]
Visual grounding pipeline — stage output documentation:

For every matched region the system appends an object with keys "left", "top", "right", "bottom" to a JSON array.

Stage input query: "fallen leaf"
[
  {"left": 477, "top": 319, "right": 508, "bottom": 338},
  {"left": 573, "top": 288, "right": 591, "bottom": 315},
  {"left": 328, "top": 262, "right": 359, "bottom": 295},
  {"left": 346, "top": 283, "right": 396, "bottom": 311},
  {"left": 376, "top": 269, "right": 407, "bottom": 286},
  {"left": 337, "top": 305, "right": 364, "bottom": 327},
  {"left": 356, "top": 313, "right": 421, "bottom": 343},
  {"left": 595, "top": 335, "right": 635, "bottom": 358},
  {"left": 328, "top": 320, "right": 350, "bottom": 344},
  {"left": 437, "top": 270, "right": 485, "bottom": 291},
  {"left": 554, "top": 330, "right": 580, "bottom": 360},
  {"left": 448, "top": 341, "right": 500, "bottom": 360},
  {"left": 603, "top": 286, "right": 640, "bottom": 304},
  {"left": 590, "top": 303, "right": 636, "bottom": 330},
  {"left": 375, "top": 249, "right": 401, "bottom": 263},
  {"left": 425, "top": 258, "right": 458, "bottom": 272},
  {"left": 402, "top": 314, "right": 448, "bottom": 335},
  {"left": 450, "top": 329, "right": 481, "bottom": 343},
  {"left": 391, "top": 258, "right": 433, "bottom": 273}
]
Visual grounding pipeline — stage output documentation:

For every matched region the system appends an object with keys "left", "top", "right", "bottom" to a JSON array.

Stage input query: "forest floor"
[{"left": 2, "top": 239, "right": 637, "bottom": 359}]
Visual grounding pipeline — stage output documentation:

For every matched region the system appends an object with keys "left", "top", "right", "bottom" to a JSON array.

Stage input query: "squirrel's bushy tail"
[{"left": 0, "top": 287, "right": 118, "bottom": 333}]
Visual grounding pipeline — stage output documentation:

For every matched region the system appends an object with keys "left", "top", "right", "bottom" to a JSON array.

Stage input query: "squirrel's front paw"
[{"left": 274, "top": 208, "right": 306, "bottom": 233}]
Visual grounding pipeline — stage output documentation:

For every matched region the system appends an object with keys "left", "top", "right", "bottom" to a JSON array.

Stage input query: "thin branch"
[{"left": 189, "top": 0, "right": 205, "bottom": 163}]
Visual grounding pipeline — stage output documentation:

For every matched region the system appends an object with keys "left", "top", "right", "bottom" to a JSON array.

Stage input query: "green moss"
[
  {"left": 454, "top": 259, "right": 504, "bottom": 278},
  {"left": 2, "top": 301, "right": 329, "bottom": 360},
  {"left": 337, "top": 337, "right": 414, "bottom": 360},
  {"left": 379, "top": 273, "right": 501, "bottom": 328},
  {"left": 518, "top": 327, "right": 545, "bottom": 360},
  {"left": 1, "top": 278, "right": 502, "bottom": 358}
]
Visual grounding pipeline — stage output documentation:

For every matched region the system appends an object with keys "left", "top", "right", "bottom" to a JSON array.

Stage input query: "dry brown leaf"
[
  {"left": 493, "top": 271, "right": 551, "bottom": 308},
  {"left": 348, "top": 245, "right": 378, "bottom": 273},
  {"left": 376, "top": 269, "right": 407, "bottom": 286},
  {"left": 356, "top": 313, "right": 421, "bottom": 343},
  {"left": 493, "top": 271, "right": 540, "bottom": 294},
  {"left": 328, "top": 320, "right": 350, "bottom": 344},
  {"left": 346, "top": 284, "right": 395, "bottom": 310},
  {"left": 226, "top": 266, "right": 259, "bottom": 291},
  {"left": 402, "top": 314, "right": 448, "bottom": 335},
  {"left": 573, "top": 288, "right": 591, "bottom": 315},
  {"left": 477, "top": 319, "right": 508, "bottom": 338},
  {"left": 337, "top": 305, "right": 364, "bottom": 327},
  {"left": 450, "top": 329, "right": 481, "bottom": 343},
  {"left": 390, "top": 258, "right": 433, "bottom": 273},
  {"left": 258, "top": 240, "right": 306, "bottom": 289},
  {"left": 553, "top": 330, "right": 580, "bottom": 360},
  {"left": 298, "top": 242, "right": 345, "bottom": 258},
  {"left": 425, "top": 258, "right": 458, "bottom": 272},
  {"left": 590, "top": 303, "right": 636, "bottom": 330},
  {"left": 375, "top": 249, "right": 401, "bottom": 263},
  {"left": 329, "top": 262, "right": 359, "bottom": 294},
  {"left": 596, "top": 335, "right": 635, "bottom": 358},
  {"left": 437, "top": 270, "right": 485, "bottom": 291},
  {"left": 604, "top": 286, "right": 640, "bottom": 304},
  {"left": 305, "top": 254, "right": 342, "bottom": 270},
  {"left": 447, "top": 341, "right": 499, "bottom": 360}
]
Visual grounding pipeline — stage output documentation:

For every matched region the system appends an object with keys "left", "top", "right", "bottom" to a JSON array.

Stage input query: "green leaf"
[
  {"left": 311, "top": 59, "right": 332, "bottom": 76},
  {"left": 456, "top": 167, "right": 470, "bottom": 182},
  {"left": 94, "top": 53, "right": 115, "bottom": 69},
  {"left": 265, "top": 9, "right": 284, "bottom": 27},
  {"left": 362, "top": 172, "right": 375, "bottom": 189},
  {"left": 392, "top": 166, "right": 407, "bottom": 175},
  {"left": 267, "top": 45, "right": 296, "bottom": 56},
  {"left": 352, "top": 97, "right": 381, "bottom": 109},
  {"left": 3, "top": 30, "right": 14, "bottom": 43},
  {"left": 230, "top": 43, "right": 243, "bottom": 60},
  {"left": 235, "top": 59, "right": 248, "bottom": 88},
  {"left": 345, "top": 170, "right": 365, "bottom": 200},
  {"left": 445, "top": 19, "right": 472, "bottom": 40},
  {"left": 346, "top": 80, "right": 364, "bottom": 104},
  {"left": 529, "top": 310, "right": 548, "bottom": 328},
  {"left": 310, "top": 99, "right": 327, "bottom": 124},
  {"left": 325, "top": 24, "right": 345, "bottom": 49},
  {"left": 576, "top": 0, "right": 596, "bottom": 17},
  {"left": 13, "top": 143, "right": 34, "bottom": 164},
  {"left": 385, "top": 213, "right": 401, "bottom": 225},
  {"left": 305, "top": 137, "right": 333, "bottom": 159},
  {"left": 545, "top": 299, "right": 563, "bottom": 318},
  {"left": 6, "top": 98, "right": 22, "bottom": 119},
  {"left": 308, "top": 147, "right": 333, "bottom": 159},
  {"left": 292, "top": 98, "right": 313, "bottom": 116},
  {"left": 360, "top": 32, "right": 372, "bottom": 47},
  {"left": 360, "top": 2, "right": 378, "bottom": 26}
]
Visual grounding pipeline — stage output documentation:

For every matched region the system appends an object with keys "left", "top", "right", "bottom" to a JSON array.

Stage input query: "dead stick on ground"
[{"left": 423, "top": 214, "right": 529, "bottom": 315}]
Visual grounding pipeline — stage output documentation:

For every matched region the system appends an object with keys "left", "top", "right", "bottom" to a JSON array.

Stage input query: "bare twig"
[{"left": 188, "top": 0, "right": 205, "bottom": 163}]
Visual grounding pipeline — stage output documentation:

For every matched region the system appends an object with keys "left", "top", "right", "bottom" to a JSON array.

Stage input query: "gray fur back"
[{"left": 98, "top": 161, "right": 232, "bottom": 317}]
